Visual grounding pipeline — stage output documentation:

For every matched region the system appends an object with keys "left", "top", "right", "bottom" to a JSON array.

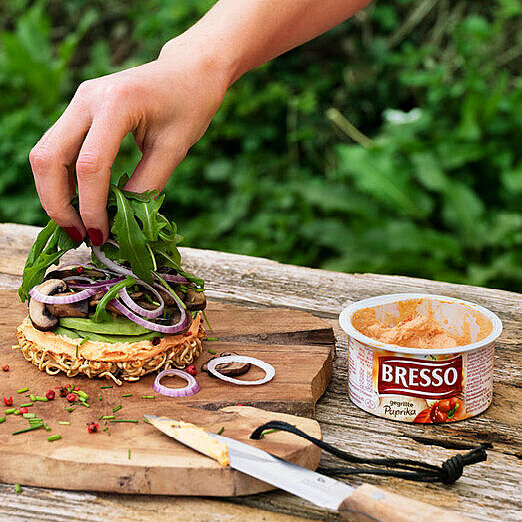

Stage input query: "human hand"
[{"left": 29, "top": 39, "right": 230, "bottom": 245}]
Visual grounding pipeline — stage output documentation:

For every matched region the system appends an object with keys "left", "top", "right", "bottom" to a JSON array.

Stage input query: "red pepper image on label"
[
  {"left": 378, "top": 355, "right": 463, "bottom": 399},
  {"left": 414, "top": 397, "right": 466, "bottom": 423}
]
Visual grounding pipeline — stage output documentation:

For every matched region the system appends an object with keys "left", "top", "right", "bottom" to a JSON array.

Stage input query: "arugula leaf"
[
  {"left": 18, "top": 220, "right": 78, "bottom": 302},
  {"left": 25, "top": 219, "right": 57, "bottom": 267},
  {"left": 129, "top": 193, "right": 166, "bottom": 241},
  {"left": 151, "top": 241, "right": 182, "bottom": 270},
  {"left": 19, "top": 181, "right": 204, "bottom": 300},
  {"left": 110, "top": 185, "right": 154, "bottom": 283},
  {"left": 92, "top": 277, "right": 136, "bottom": 323}
]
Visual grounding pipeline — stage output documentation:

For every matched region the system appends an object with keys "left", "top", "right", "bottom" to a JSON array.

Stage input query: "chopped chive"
[
  {"left": 79, "top": 401, "right": 90, "bottom": 408},
  {"left": 98, "top": 414, "right": 103, "bottom": 420},
  {"left": 23, "top": 413, "right": 36, "bottom": 419},
  {"left": 98, "top": 395, "right": 102, "bottom": 401},
  {"left": 141, "top": 395, "right": 154, "bottom": 399},
  {"left": 12, "top": 424, "right": 43, "bottom": 435},
  {"left": 16, "top": 387, "right": 29, "bottom": 394},
  {"left": 202, "top": 310, "right": 213, "bottom": 332},
  {"left": 109, "top": 419, "right": 138, "bottom": 423},
  {"left": 19, "top": 403, "right": 33, "bottom": 408},
  {"left": 208, "top": 349, "right": 217, "bottom": 355},
  {"left": 79, "top": 397, "right": 87, "bottom": 403},
  {"left": 13, "top": 410, "right": 20, "bottom": 415},
  {"left": 216, "top": 426, "right": 225, "bottom": 435},
  {"left": 77, "top": 390, "right": 89, "bottom": 400},
  {"left": 122, "top": 393, "right": 132, "bottom": 398},
  {"left": 44, "top": 423, "right": 51, "bottom": 431},
  {"left": 5, "top": 408, "right": 15, "bottom": 415},
  {"left": 35, "top": 396, "right": 48, "bottom": 402},
  {"left": 205, "top": 337, "right": 219, "bottom": 342},
  {"left": 102, "top": 415, "right": 115, "bottom": 420},
  {"left": 101, "top": 385, "right": 113, "bottom": 389},
  {"left": 143, "top": 417, "right": 151, "bottom": 424},
  {"left": 58, "top": 421, "right": 70, "bottom": 425},
  {"left": 29, "top": 394, "right": 36, "bottom": 402},
  {"left": 75, "top": 345, "right": 78, "bottom": 358},
  {"left": 79, "top": 337, "right": 89, "bottom": 346},
  {"left": 0, "top": 416, "right": 5, "bottom": 423},
  {"left": 47, "top": 435, "right": 61, "bottom": 442},
  {"left": 152, "top": 271, "right": 186, "bottom": 310},
  {"left": 128, "top": 449, "right": 131, "bottom": 460},
  {"left": 112, "top": 405, "right": 122, "bottom": 413},
  {"left": 15, "top": 483, "right": 21, "bottom": 494},
  {"left": 260, "top": 428, "right": 281, "bottom": 437},
  {"left": 65, "top": 406, "right": 75, "bottom": 413},
  {"left": 103, "top": 426, "right": 111, "bottom": 436}
]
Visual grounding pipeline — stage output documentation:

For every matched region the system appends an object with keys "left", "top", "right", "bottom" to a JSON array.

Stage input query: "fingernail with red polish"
[
  {"left": 63, "top": 226, "right": 83, "bottom": 243},
  {"left": 87, "top": 228, "right": 104, "bottom": 246}
]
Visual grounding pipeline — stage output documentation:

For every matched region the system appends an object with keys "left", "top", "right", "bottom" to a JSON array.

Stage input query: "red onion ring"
[
  {"left": 206, "top": 355, "right": 275, "bottom": 385},
  {"left": 29, "top": 286, "right": 99, "bottom": 304},
  {"left": 110, "top": 299, "right": 189, "bottom": 334},
  {"left": 62, "top": 276, "right": 94, "bottom": 284},
  {"left": 68, "top": 276, "right": 125, "bottom": 289},
  {"left": 92, "top": 243, "right": 188, "bottom": 283},
  {"left": 153, "top": 368, "right": 200, "bottom": 397},
  {"left": 160, "top": 273, "right": 188, "bottom": 283},
  {"left": 120, "top": 282, "right": 164, "bottom": 319},
  {"left": 92, "top": 245, "right": 135, "bottom": 277},
  {"left": 56, "top": 263, "right": 117, "bottom": 277}
]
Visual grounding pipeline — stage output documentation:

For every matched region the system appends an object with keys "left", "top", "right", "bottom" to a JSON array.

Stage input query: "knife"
[{"left": 145, "top": 415, "right": 471, "bottom": 521}]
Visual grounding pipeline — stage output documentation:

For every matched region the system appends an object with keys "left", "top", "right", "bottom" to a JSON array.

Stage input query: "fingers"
[
  {"left": 30, "top": 104, "right": 91, "bottom": 242},
  {"left": 124, "top": 139, "right": 187, "bottom": 194},
  {"left": 76, "top": 112, "right": 132, "bottom": 245}
]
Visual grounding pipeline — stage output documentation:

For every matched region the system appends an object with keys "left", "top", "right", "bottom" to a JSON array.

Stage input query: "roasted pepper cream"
[{"left": 339, "top": 294, "right": 502, "bottom": 423}]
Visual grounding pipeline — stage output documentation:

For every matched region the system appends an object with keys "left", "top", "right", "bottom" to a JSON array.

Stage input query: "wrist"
[{"left": 158, "top": 33, "right": 239, "bottom": 91}]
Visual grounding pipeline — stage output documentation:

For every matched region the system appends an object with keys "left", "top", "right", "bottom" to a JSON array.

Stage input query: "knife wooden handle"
[{"left": 338, "top": 484, "right": 473, "bottom": 521}]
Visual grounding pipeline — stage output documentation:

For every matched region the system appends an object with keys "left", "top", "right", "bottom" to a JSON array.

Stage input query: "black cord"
[{"left": 250, "top": 421, "right": 491, "bottom": 484}]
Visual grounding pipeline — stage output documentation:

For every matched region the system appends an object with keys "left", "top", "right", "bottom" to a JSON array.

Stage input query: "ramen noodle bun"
[{"left": 15, "top": 313, "right": 205, "bottom": 385}]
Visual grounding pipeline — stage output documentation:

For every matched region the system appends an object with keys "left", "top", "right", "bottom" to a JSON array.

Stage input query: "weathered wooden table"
[{"left": 0, "top": 223, "right": 520, "bottom": 521}]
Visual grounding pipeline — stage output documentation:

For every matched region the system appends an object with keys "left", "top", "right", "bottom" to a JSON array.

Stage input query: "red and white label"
[{"left": 378, "top": 356, "right": 463, "bottom": 399}]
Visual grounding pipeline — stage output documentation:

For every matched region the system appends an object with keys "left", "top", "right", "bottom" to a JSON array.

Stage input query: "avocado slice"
[
  {"left": 55, "top": 325, "right": 162, "bottom": 344},
  {"left": 59, "top": 317, "right": 153, "bottom": 336}
]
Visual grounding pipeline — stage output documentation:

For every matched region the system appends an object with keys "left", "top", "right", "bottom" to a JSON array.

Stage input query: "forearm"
[{"left": 160, "top": 0, "right": 370, "bottom": 86}]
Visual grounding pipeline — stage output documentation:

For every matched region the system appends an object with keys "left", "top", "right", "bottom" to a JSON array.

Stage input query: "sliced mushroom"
[
  {"left": 29, "top": 279, "right": 67, "bottom": 331},
  {"left": 184, "top": 288, "right": 206, "bottom": 311},
  {"left": 202, "top": 352, "right": 251, "bottom": 377},
  {"left": 154, "top": 306, "right": 193, "bottom": 331},
  {"left": 45, "top": 266, "right": 106, "bottom": 281},
  {"left": 155, "top": 285, "right": 183, "bottom": 306},
  {"left": 47, "top": 293, "right": 88, "bottom": 318}
]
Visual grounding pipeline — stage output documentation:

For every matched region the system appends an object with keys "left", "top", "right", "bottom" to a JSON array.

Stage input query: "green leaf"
[
  {"left": 129, "top": 193, "right": 166, "bottom": 241},
  {"left": 110, "top": 186, "right": 154, "bottom": 283},
  {"left": 337, "top": 144, "right": 432, "bottom": 217},
  {"left": 18, "top": 220, "right": 78, "bottom": 302},
  {"left": 92, "top": 277, "right": 136, "bottom": 323}
]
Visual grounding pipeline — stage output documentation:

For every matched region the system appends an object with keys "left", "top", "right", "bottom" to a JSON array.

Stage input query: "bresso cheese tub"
[{"left": 339, "top": 294, "right": 502, "bottom": 423}]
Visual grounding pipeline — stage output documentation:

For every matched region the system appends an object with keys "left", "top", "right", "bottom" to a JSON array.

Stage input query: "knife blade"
[{"left": 145, "top": 415, "right": 471, "bottom": 521}]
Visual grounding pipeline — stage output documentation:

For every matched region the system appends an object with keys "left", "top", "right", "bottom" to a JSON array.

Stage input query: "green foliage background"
[{"left": 1, "top": 0, "right": 521, "bottom": 291}]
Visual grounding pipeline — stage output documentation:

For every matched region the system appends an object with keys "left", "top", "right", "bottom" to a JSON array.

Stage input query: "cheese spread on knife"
[{"left": 147, "top": 417, "right": 230, "bottom": 467}]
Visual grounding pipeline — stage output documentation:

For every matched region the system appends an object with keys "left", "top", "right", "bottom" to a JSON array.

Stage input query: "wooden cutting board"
[{"left": 0, "top": 289, "right": 334, "bottom": 496}]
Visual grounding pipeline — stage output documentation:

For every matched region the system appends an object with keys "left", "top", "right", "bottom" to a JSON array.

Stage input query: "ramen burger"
[{"left": 16, "top": 181, "right": 206, "bottom": 384}]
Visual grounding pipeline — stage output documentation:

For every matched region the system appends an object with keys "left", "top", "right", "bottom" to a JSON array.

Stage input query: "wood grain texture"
[
  {"left": 0, "top": 290, "right": 333, "bottom": 496},
  {"left": 1, "top": 291, "right": 333, "bottom": 417},
  {"left": 0, "top": 223, "right": 521, "bottom": 522},
  {"left": 1, "top": 404, "right": 322, "bottom": 497}
]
